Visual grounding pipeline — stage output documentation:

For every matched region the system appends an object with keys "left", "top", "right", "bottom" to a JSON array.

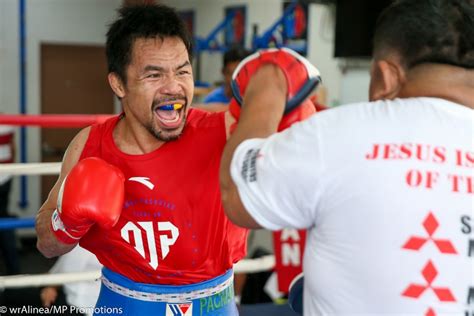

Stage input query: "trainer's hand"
[
  {"left": 51, "top": 157, "right": 125, "bottom": 244},
  {"left": 230, "top": 48, "right": 321, "bottom": 131},
  {"left": 40, "top": 286, "right": 58, "bottom": 308}
]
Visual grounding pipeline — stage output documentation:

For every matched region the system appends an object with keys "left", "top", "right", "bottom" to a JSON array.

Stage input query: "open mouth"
[{"left": 154, "top": 103, "right": 185, "bottom": 129}]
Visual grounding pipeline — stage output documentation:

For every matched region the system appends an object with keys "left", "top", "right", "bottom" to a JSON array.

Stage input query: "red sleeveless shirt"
[{"left": 79, "top": 109, "right": 248, "bottom": 284}]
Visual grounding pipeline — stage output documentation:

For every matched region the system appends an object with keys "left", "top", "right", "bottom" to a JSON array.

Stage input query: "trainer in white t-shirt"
[{"left": 230, "top": 97, "right": 474, "bottom": 315}]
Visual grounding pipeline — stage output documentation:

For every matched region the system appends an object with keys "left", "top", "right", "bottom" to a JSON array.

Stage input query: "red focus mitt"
[{"left": 229, "top": 47, "right": 321, "bottom": 131}]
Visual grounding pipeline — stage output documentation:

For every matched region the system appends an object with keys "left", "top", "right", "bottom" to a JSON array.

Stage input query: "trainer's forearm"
[
  {"left": 35, "top": 207, "right": 76, "bottom": 258},
  {"left": 220, "top": 65, "right": 287, "bottom": 227}
]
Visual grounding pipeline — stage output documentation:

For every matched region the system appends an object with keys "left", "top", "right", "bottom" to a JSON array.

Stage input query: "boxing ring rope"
[
  {"left": 0, "top": 162, "right": 61, "bottom": 175},
  {"left": 0, "top": 117, "right": 276, "bottom": 289},
  {"left": 0, "top": 255, "right": 275, "bottom": 289},
  {"left": 0, "top": 209, "right": 275, "bottom": 289},
  {"left": 0, "top": 271, "right": 101, "bottom": 289},
  {"left": 0, "top": 114, "right": 114, "bottom": 127},
  {"left": 0, "top": 217, "right": 35, "bottom": 230},
  {"left": 1, "top": 113, "right": 115, "bottom": 208},
  {"left": 0, "top": 212, "right": 275, "bottom": 289}
]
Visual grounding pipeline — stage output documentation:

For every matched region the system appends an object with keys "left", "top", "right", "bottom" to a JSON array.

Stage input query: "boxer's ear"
[{"left": 108, "top": 73, "right": 126, "bottom": 99}]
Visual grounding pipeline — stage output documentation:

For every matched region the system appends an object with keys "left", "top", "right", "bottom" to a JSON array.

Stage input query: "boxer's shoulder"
[{"left": 186, "top": 108, "right": 226, "bottom": 129}]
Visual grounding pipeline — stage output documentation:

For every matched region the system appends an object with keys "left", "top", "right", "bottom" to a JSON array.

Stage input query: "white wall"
[
  {"left": 161, "top": 0, "right": 370, "bottom": 106},
  {"left": 160, "top": 0, "right": 276, "bottom": 93},
  {"left": 307, "top": 3, "right": 341, "bottom": 106},
  {"left": 0, "top": 0, "right": 121, "bottom": 217},
  {"left": 339, "top": 61, "right": 371, "bottom": 105},
  {"left": 0, "top": 0, "right": 20, "bottom": 116}
]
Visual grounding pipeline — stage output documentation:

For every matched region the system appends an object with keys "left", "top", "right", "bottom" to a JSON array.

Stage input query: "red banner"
[{"left": 273, "top": 229, "right": 306, "bottom": 293}]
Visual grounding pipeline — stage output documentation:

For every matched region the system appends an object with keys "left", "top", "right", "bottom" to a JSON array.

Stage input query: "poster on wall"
[
  {"left": 179, "top": 10, "right": 195, "bottom": 38},
  {"left": 282, "top": 1, "right": 309, "bottom": 55},
  {"left": 224, "top": 5, "right": 246, "bottom": 49}
]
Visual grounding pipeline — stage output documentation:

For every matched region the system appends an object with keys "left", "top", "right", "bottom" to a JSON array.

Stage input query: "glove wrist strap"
[{"left": 50, "top": 209, "right": 82, "bottom": 245}]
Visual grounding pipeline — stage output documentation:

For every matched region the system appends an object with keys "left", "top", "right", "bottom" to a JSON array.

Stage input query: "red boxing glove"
[
  {"left": 230, "top": 47, "right": 321, "bottom": 131},
  {"left": 51, "top": 157, "right": 125, "bottom": 244}
]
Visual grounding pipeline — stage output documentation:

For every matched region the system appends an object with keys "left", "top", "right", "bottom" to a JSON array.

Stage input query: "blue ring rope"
[{"left": 0, "top": 217, "right": 35, "bottom": 230}]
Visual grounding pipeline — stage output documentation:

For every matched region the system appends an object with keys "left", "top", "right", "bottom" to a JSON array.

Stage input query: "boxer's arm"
[
  {"left": 220, "top": 65, "right": 287, "bottom": 228},
  {"left": 36, "top": 127, "right": 90, "bottom": 258}
]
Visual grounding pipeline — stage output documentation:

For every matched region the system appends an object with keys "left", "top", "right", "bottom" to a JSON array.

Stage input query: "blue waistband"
[
  {"left": 102, "top": 267, "right": 233, "bottom": 294},
  {"left": 96, "top": 268, "right": 238, "bottom": 315}
]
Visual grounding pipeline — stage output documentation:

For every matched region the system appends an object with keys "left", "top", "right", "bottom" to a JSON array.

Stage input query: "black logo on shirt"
[{"left": 241, "top": 148, "right": 260, "bottom": 183}]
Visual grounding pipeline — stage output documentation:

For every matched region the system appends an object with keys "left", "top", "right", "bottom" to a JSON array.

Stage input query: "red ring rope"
[{"left": 0, "top": 114, "right": 115, "bottom": 127}]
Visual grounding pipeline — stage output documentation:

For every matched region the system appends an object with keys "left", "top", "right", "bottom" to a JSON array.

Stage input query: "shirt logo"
[
  {"left": 401, "top": 260, "right": 456, "bottom": 302},
  {"left": 400, "top": 211, "right": 457, "bottom": 314},
  {"left": 121, "top": 221, "right": 180, "bottom": 270},
  {"left": 166, "top": 303, "right": 192, "bottom": 316},
  {"left": 128, "top": 177, "right": 155, "bottom": 190},
  {"left": 402, "top": 212, "right": 457, "bottom": 254},
  {"left": 241, "top": 148, "right": 260, "bottom": 183}
]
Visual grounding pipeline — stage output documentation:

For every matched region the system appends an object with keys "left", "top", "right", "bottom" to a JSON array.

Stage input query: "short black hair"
[
  {"left": 106, "top": 4, "right": 194, "bottom": 84},
  {"left": 223, "top": 46, "right": 252, "bottom": 68},
  {"left": 373, "top": 0, "right": 474, "bottom": 69}
]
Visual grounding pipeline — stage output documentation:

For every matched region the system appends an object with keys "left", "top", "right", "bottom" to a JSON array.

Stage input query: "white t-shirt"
[
  {"left": 231, "top": 97, "right": 474, "bottom": 315},
  {"left": 50, "top": 246, "right": 102, "bottom": 316}
]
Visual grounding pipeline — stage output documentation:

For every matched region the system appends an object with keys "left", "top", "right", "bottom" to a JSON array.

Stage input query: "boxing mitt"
[
  {"left": 230, "top": 47, "right": 321, "bottom": 131},
  {"left": 51, "top": 157, "right": 125, "bottom": 244},
  {"left": 288, "top": 272, "right": 304, "bottom": 314}
]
